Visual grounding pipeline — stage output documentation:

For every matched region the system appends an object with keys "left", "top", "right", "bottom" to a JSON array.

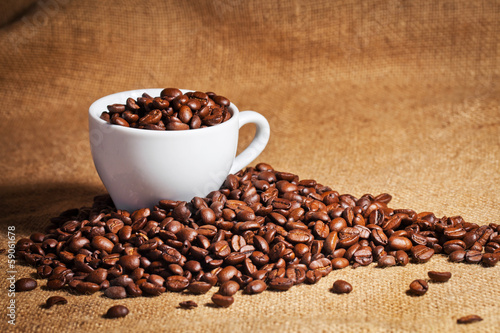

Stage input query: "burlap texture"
[{"left": 1, "top": 0, "right": 499, "bottom": 332}]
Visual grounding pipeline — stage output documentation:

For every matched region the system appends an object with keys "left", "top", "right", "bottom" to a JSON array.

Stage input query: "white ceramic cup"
[{"left": 89, "top": 88, "right": 270, "bottom": 211}]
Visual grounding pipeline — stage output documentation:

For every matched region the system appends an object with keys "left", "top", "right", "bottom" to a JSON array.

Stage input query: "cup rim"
[{"left": 89, "top": 88, "right": 239, "bottom": 136}]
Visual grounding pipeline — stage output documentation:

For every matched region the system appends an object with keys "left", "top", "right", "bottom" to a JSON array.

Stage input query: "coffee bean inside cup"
[{"left": 100, "top": 88, "right": 231, "bottom": 130}]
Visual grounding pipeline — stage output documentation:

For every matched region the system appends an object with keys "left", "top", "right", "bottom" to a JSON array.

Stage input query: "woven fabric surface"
[{"left": 1, "top": 0, "right": 499, "bottom": 332}]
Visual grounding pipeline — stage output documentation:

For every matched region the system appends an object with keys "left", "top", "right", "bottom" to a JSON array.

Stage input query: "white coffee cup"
[{"left": 89, "top": 88, "right": 270, "bottom": 211}]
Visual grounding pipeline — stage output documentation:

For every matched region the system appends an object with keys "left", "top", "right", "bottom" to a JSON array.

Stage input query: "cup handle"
[{"left": 229, "top": 111, "right": 270, "bottom": 174}]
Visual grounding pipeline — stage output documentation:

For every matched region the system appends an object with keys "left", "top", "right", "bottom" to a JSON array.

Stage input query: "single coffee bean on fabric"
[
  {"left": 456, "top": 314, "right": 483, "bottom": 324},
  {"left": 15, "top": 278, "right": 37, "bottom": 292},
  {"left": 106, "top": 305, "right": 129, "bottom": 318},
  {"left": 427, "top": 271, "right": 452, "bottom": 282},
  {"left": 332, "top": 280, "right": 352, "bottom": 294},
  {"left": 179, "top": 300, "right": 198, "bottom": 309},
  {"left": 45, "top": 296, "right": 67, "bottom": 308},
  {"left": 409, "top": 279, "right": 428, "bottom": 296}
]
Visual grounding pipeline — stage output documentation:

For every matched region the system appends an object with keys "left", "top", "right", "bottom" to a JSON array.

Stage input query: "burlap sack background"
[{"left": 1, "top": 0, "right": 499, "bottom": 332}]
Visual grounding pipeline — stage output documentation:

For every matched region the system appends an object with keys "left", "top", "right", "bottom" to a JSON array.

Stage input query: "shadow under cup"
[{"left": 89, "top": 89, "right": 270, "bottom": 212}]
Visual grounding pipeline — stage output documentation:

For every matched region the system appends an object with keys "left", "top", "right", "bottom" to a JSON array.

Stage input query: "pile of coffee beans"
[
  {"left": 100, "top": 88, "right": 231, "bottom": 130},
  {"left": 15, "top": 163, "right": 500, "bottom": 311}
]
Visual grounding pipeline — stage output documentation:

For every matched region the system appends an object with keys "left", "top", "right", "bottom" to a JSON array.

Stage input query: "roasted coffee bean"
[
  {"left": 179, "top": 300, "right": 198, "bottom": 309},
  {"left": 331, "top": 280, "right": 352, "bottom": 294},
  {"left": 465, "top": 250, "right": 483, "bottom": 264},
  {"left": 427, "top": 271, "right": 452, "bottom": 282},
  {"left": 244, "top": 280, "right": 267, "bottom": 294},
  {"left": 45, "top": 296, "right": 68, "bottom": 308},
  {"left": 141, "top": 281, "right": 166, "bottom": 296},
  {"left": 353, "top": 247, "right": 373, "bottom": 266},
  {"left": 15, "top": 278, "right": 37, "bottom": 292},
  {"left": 106, "top": 305, "right": 129, "bottom": 318},
  {"left": 119, "top": 255, "right": 141, "bottom": 271},
  {"left": 411, "top": 245, "right": 434, "bottom": 263},
  {"left": 378, "top": 255, "right": 396, "bottom": 268},
  {"left": 449, "top": 250, "right": 466, "bottom": 263},
  {"left": 482, "top": 252, "right": 499, "bottom": 267},
  {"left": 104, "top": 89, "right": 232, "bottom": 130},
  {"left": 268, "top": 277, "right": 294, "bottom": 291},
  {"left": 91, "top": 236, "right": 114, "bottom": 253},
  {"left": 331, "top": 257, "right": 349, "bottom": 269},
  {"left": 395, "top": 250, "right": 409, "bottom": 266},
  {"left": 219, "top": 280, "right": 240, "bottom": 296},
  {"left": 457, "top": 315, "right": 483, "bottom": 324},
  {"left": 309, "top": 257, "right": 332, "bottom": 276},
  {"left": 47, "top": 278, "right": 65, "bottom": 290},
  {"left": 409, "top": 279, "right": 428, "bottom": 296},
  {"left": 165, "top": 276, "right": 189, "bottom": 292},
  {"left": 443, "top": 240, "right": 466, "bottom": 254},
  {"left": 104, "top": 286, "right": 127, "bottom": 299},
  {"left": 187, "top": 281, "right": 212, "bottom": 294},
  {"left": 18, "top": 163, "right": 496, "bottom": 305},
  {"left": 211, "top": 293, "right": 234, "bottom": 307},
  {"left": 388, "top": 236, "right": 413, "bottom": 251}
]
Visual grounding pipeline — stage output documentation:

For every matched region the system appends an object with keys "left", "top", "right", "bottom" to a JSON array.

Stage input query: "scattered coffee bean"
[
  {"left": 179, "top": 300, "right": 198, "bottom": 309},
  {"left": 15, "top": 278, "right": 37, "bottom": 292},
  {"left": 106, "top": 305, "right": 129, "bottom": 318},
  {"left": 14, "top": 163, "right": 498, "bottom": 315},
  {"left": 409, "top": 279, "right": 428, "bottom": 296},
  {"left": 457, "top": 314, "right": 483, "bottom": 324},
  {"left": 332, "top": 280, "right": 352, "bottom": 294},
  {"left": 211, "top": 293, "right": 234, "bottom": 307},
  {"left": 428, "top": 271, "right": 452, "bottom": 282},
  {"left": 45, "top": 296, "right": 67, "bottom": 308}
]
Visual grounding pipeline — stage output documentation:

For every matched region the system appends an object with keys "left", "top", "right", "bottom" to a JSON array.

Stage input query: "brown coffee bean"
[
  {"left": 211, "top": 293, "right": 234, "bottom": 307},
  {"left": 179, "top": 300, "right": 198, "bottom": 309},
  {"left": 388, "top": 236, "right": 413, "bottom": 251},
  {"left": 104, "top": 286, "right": 127, "bottom": 299},
  {"left": 47, "top": 278, "right": 65, "bottom": 290},
  {"left": 91, "top": 236, "right": 114, "bottom": 253},
  {"left": 76, "top": 281, "right": 100, "bottom": 294},
  {"left": 331, "top": 257, "right": 349, "bottom": 269},
  {"left": 268, "top": 277, "right": 294, "bottom": 291},
  {"left": 119, "top": 255, "right": 141, "bottom": 271},
  {"left": 244, "top": 280, "right": 267, "bottom": 294},
  {"left": 331, "top": 280, "right": 352, "bottom": 294},
  {"left": 106, "top": 305, "right": 129, "bottom": 318},
  {"left": 187, "top": 281, "right": 212, "bottom": 294},
  {"left": 457, "top": 315, "right": 483, "bottom": 324},
  {"left": 411, "top": 245, "right": 434, "bottom": 263},
  {"left": 465, "top": 250, "right": 483, "bottom": 263},
  {"left": 378, "top": 255, "right": 396, "bottom": 268},
  {"left": 353, "top": 247, "right": 373, "bottom": 266},
  {"left": 219, "top": 281, "right": 240, "bottom": 296},
  {"left": 482, "top": 252, "right": 499, "bottom": 267},
  {"left": 165, "top": 276, "right": 189, "bottom": 292},
  {"left": 427, "top": 271, "right": 452, "bottom": 282},
  {"left": 449, "top": 250, "right": 466, "bottom": 263},
  {"left": 45, "top": 296, "right": 68, "bottom": 308},
  {"left": 15, "top": 278, "right": 37, "bottom": 292},
  {"left": 409, "top": 279, "right": 428, "bottom": 296}
]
